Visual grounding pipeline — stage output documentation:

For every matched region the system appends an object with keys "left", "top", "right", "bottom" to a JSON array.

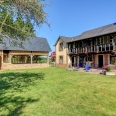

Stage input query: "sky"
[{"left": 35, "top": 0, "right": 116, "bottom": 52}]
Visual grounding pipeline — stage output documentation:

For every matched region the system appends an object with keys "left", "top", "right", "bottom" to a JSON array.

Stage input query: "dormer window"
[{"left": 59, "top": 42, "right": 63, "bottom": 51}]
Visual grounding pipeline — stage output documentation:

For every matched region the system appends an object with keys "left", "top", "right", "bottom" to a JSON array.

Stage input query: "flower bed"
[
  {"left": 102, "top": 65, "right": 111, "bottom": 72},
  {"left": 102, "top": 65, "right": 115, "bottom": 75}
]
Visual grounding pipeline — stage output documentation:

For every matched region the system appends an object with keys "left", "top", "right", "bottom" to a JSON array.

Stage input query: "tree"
[{"left": 0, "top": 0, "right": 49, "bottom": 45}]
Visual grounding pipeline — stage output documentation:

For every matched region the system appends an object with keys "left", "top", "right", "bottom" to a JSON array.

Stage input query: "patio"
[{"left": 68, "top": 67, "right": 116, "bottom": 75}]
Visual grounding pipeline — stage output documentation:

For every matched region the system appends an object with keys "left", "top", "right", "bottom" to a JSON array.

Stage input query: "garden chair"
[{"left": 84, "top": 64, "right": 91, "bottom": 71}]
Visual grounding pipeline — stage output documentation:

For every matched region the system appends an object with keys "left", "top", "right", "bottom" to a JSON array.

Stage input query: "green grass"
[{"left": 0, "top": 67, "right": 116, "bottom": 116}]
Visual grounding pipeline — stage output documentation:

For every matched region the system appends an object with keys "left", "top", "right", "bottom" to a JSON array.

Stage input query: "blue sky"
[{"left": 35, "top": 0, "right": 116, "bottom": 52}]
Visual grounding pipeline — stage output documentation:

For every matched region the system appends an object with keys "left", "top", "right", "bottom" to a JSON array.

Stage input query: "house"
[
  {"left": 55, "top": 23, "right": 116, "bottom": 69},
  {"left": 54, "top": 36, "right": 71, "bottom": 67},
  {"left": 0, "top": 37, "right": 51, "bottom": 70}
]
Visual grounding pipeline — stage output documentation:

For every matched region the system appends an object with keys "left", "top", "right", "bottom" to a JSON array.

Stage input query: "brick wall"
[
  {"left": 104, "top": 54, "right": 109, "bottom": 65},
  {"left": 94, "top": 54, "right": 98, "bottom": 68},
  {"left": 109, "top": 65, "right": 115, "bottom": 69},
  {"left": 92, "top": 54, "right": 95, "bottom": 67},
  {"left": 93, "top": 54, "right": 110, "bottom": 68},
  {"left": 2, "top": 63, "right": 49, "bottom": 70}
]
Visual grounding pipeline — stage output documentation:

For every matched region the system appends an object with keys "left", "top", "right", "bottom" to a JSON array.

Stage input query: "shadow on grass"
[
  {"left": 0, "top": 95, "right": 39, "bottom": 116},
  {"left": 0, "top": 72, "right": 45, "bottom": 116},
  {"left": 0, "top": 72, "right": 44, "bottom": 91}
]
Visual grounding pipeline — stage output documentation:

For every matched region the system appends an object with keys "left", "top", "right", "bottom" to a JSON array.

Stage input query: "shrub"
[
  {"left": 111, "top": 61, "right": 115, "bottom": 65},
  {"left": 102, "top": 65, "right": 111, "bottom": 72}
]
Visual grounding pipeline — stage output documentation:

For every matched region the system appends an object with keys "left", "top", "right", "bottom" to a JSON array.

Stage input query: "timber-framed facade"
[
  {"left": 0, "top": 37, "right": 51, "bottom": 70},
  {"left": 55, "top": 23, "right": 116, "bottom": 69},
  {"left": 68, "top": 33, "right": 116, "bottom": 68}
]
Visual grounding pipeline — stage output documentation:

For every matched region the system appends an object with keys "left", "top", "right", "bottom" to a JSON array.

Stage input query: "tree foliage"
[{"left": 0, "top": 0, "right": 49, "bottom": 45}]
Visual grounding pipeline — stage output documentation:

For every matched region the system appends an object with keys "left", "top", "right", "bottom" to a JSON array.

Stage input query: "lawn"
[{"left": 0, "top": 67, "right": 116, "bottom": 116}]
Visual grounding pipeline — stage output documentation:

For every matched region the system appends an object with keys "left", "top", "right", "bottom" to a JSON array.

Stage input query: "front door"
[
  {"left": 98, "top": 55, "right": 103, "bottom": 68},
  {"left": 72, "top": 56, "right": 74, "bottom": 66},
  {"left": 79, "top": 56, "right": 84, "bottom": 67}
]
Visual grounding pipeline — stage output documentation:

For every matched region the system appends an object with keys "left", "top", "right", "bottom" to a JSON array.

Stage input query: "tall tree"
[{"left": 0, "top": 0, "right": 49, "bottom": 45}]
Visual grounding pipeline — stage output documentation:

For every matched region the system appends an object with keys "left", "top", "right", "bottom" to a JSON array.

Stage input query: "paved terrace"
[{"left": 68, "top": 67, "right": 116, "bottom": 75}]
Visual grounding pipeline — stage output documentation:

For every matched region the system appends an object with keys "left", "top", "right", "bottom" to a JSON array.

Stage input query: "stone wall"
[
  {"left": 93, "top": 54, "right": 110, "bottom": 68},
  {"left": 94, "top": 54, "right": 98, "bottom": 68},
  {"left": 109, "top": 64, "right": 116, "bottom": 70},
  {"left": 2, "top": 63, "right": 49, "bottom": 70},
  {"left": 92, "top": 54, "right": 96, "bottom": 67},
  {"left": 104, "top": 54, "right": 110, "bottom": 65},
  {"left": 56, "top": 63, "right": 68, "bottom": 68}
]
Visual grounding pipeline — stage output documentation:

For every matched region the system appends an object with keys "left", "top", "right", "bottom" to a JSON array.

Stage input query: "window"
[
  {"left": 75, "top": 42, "right": 78, "bottom": 48},
  {"left": 97, "top": 38, "right": 100, "bottom": 45},
  {"left": 106, "top": 36, "right": 110, "bottom": 44},
  {"left": 110, "top": 38, "right": 113, "bottom": 43},
  {"left": 73, "top": 43, "right": 75, "bottom": 48},
  {"left": 101, "top": 38, "right": 103, "bottom": 44},
  {"left": 84, "top": 40, "right": 89, "bottom": 47},
  {"left": 79, "top": 41, "right": 82, "bottom": 48},
  {"left": 88, "top": 57, "right": 92, "bottom": 61},
  {"left": 88, "top": 40, "right": 90, "bottom": 46},
  {"left": 92, "top": 39, "right": 95, "bottom": 46},
  {"left": 59, "top": 56, "right": 63, "bottom": 64},
  {"left": 85, "top": 56, "right": 92, "bottom": 62},
  {"left": 59, "top": 42, "right": 63, "bottom": 51},
  {"left": 113, "top": 36, "right": 116, "bottom": 44},
  {"left": 104, "top": 36, "right": 107, "bottom": 44}
]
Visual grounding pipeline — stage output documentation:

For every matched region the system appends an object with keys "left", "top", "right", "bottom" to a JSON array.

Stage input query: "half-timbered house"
[{"left": 55, "top": 23, "right": 116, "bottom": 69}]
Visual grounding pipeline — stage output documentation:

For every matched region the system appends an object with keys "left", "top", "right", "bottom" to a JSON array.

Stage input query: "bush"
[
  {"left": 111, "top": 61, "right": 115, "bottom": 65},
  {"left": 102, "top": 65, "right": 111, "bottom": 72}
]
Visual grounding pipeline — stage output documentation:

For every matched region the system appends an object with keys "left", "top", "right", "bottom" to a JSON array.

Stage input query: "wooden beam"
[
  {"left": 31, "top": 55, "right": 33, "bottom": 64},
  {"left": 47, "top": 54, "right": 49, "bottom": 64}
]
